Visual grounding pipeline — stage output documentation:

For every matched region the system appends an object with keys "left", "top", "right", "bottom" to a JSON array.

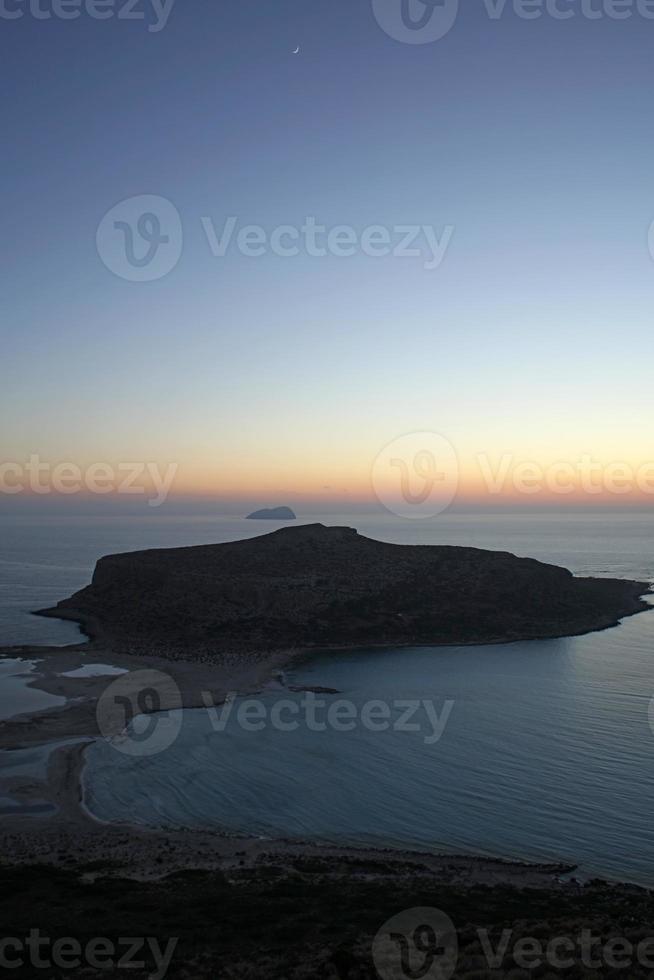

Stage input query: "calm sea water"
[
  {"left": 1, "top": 510, "right": 652, "bottom": 647},
  {"left": 0, "top": 658, "right": 64, "bottom": 720},
  {"left": 2, "top": 511, "right": 654, "bottom": 883}
]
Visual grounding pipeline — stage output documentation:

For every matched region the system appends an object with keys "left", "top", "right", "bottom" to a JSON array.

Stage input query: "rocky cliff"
[{"left": 40, "top": 524, "right": 651, "bottom": 659}]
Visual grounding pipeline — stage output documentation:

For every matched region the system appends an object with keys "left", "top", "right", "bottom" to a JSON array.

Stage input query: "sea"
[{"left": 1, "top": 511, "right": 654, "bottom": 884}]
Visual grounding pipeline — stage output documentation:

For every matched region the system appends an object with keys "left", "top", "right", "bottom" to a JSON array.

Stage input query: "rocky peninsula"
[
  {"left": 39, "top": 524, "right": 650, "bottom": 660},
  {"left": 1, "top": 525, "right": 653, "bottom": 978}
]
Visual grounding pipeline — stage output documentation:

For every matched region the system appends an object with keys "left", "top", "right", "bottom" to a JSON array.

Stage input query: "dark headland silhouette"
[
  {"left": 40, "top": 524, "right": 650, "bottom": 659},
  {"left": 246, "top": 506, "right": 296, "bottom": 520}
]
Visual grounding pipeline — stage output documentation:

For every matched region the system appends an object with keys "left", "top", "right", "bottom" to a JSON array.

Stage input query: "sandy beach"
[
  {"left": 2, "top": 594, "right": 654, "bottom": 978},
  {"left": 0, "top": 639, "right": 581, "bottom": 893},
  {"left": 0, "top": 640, "right": 292, "bottom": 748}
]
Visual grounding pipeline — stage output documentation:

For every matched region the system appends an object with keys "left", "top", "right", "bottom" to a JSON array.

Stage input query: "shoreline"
[
  {"left": 0, "top": 729, "right": 593, "bottom": 894},
  {"left": 0, "top": 638, "right": 652, "bottom": 892},
  {"left": 35, "top": 525, "right": 654, "bottom": 664},
  {"left": 3, "top": 552, "right": 654, "bottom": 892},
  {"left": 1, "top": 732, "right": 651, "bottom": 893},
  {"left": 0, "top": 682, "right": 588, "bottom": 892},
  {"left": 0, "top": 640, "right": 295, "bottom": 749},
  {"left": 35, "top": 582, "right": 654, "bottom": 662}
]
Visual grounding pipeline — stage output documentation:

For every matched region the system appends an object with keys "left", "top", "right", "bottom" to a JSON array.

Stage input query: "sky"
[{"left": 2, "top": 0, "right": 654, "bottom": 513}]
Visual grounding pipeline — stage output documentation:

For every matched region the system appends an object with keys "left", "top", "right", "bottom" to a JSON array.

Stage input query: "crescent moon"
[{"left": 293, "top": 46, "right": 300, "bottom": 54}]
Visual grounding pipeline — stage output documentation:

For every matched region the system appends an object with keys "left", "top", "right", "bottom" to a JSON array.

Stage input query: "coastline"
[
  {"left": 0, "top": 671, "right": 587, "bottom": 893},
  {"left": 30, "top": 576, "right": 654, "bottom": 662},
  {"left": 0, "top": 725, "right": 592, "bottom": 895},
  {"left": 35, "top": 525, "right": 654, "bottom": 662},
  {"left": 1, "top": 627, "right": 653, "bottom": 892},
  {"left": 1, "top": 555, "right": 653, "bottom": 891},
  {"left": 0, "top": 640, "right": 294, "bottom": 749},
  {"left": 3, "top": 579, "right": 653, "bottom": 752}
]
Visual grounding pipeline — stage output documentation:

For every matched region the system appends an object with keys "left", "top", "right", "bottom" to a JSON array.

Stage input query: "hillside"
[{"left": 40, "top": 524, "right": 651, "bottom": 659}]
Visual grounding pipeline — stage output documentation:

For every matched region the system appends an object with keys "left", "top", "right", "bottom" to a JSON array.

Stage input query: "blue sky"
[{"left": 2, "top": 0, "right": 654, "bottom": 509}]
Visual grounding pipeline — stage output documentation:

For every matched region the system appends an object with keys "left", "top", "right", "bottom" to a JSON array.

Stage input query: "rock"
[
  {"left": 286, "top": 685, "right": 341, "bottom": 695},
  {"left": 246, "top": 507, "right": 296, "bottom": 520},
  {"left": 38, "top": 524, "right": 652, "bottom": 660}
]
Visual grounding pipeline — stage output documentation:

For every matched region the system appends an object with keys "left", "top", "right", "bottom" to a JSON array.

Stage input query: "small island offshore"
[
  {"left": 1, "top": 525, "right": 652, "bottom": 978},
  {"left": 246, "top": 506, "right": 297, "bottom": 520}
]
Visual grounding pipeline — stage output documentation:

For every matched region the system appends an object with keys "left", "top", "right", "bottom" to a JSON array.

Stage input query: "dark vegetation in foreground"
[{"left": 2, "top": 858, "right": 653, "bottom": 978}]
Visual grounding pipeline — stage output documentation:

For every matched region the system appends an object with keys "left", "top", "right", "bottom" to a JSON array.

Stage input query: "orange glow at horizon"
[{"left": 4, "top": 448, "right": 654, "bottom": 509}]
